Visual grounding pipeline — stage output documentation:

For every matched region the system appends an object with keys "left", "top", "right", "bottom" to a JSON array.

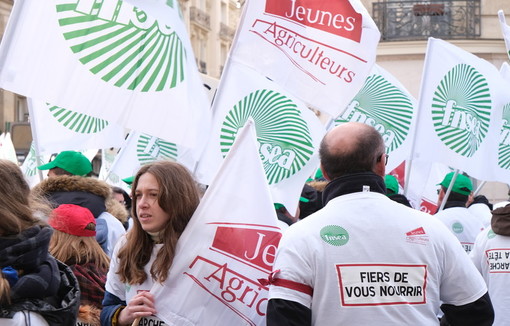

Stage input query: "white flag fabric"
[
  {"left": 230, "top": 0, "right": 380, "bottom": 117},
  {"left": 197, "top": 62, "right": 326, "bottom": 215},
  {"left": 412, "top": 38, "right": 510, "bottom": 182},
  {"left": 152, "top": 120, "right": 281, "bottom": 325},
  {"left": 0, "top": 0, "right": 211, "bottom": 148},
  {"left": 0, "top": 132, "right": 18, "bottom": 164},
  {"left": 20, "top": 142, "right": 50, "bottom": 188},
  {"left": 501, "top": 62, "right": 510, "bottom": 81},
  {"left": 107, "top": 130, "right": 197, "bottom": 184},
  {"left": 495, "top": 61, "right": 510, "bottom": 184},
  {"left": 406, "top": 160, "right": 452, "bottom": 215},
  {"left": 98, "top": 148, "right": 126, "bottom": 190},
  {"left": 334, "top": 64, "right": 418, "bottom": 172},
  {"left": 29, "top": 99, "right": 125, "bottom": 155},
  {"left": 499, "top": 10, "right": 510, "bottom": 60}
]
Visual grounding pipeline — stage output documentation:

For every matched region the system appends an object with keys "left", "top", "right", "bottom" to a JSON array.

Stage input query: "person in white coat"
[
  {"left": 471, "top": 203, "right": 510, "bottom": 326},
  {"left": 266, "top": 122, "right": 494, "bottom": 326},
  {"left": 434, "top": 172, "right": 485, "bottom": 253},
  {"left": 101, "top": 161, "right": 200, "bottom": 326}
]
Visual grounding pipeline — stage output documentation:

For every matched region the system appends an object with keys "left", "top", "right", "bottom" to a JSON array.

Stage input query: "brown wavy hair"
[
  {"left": 0, "top": 160, "right": 50, "bottom": 304},
  {"left": 49, "top": 227, "right": 110, "bottom": 272},
  {"left": 0, "top": 160, "right": 49, "bottom": 236},
  {"left": 116, "top": 161, "right": 200, "bottom": 284}
]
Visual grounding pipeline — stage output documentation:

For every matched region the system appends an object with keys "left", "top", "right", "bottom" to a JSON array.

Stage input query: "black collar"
[{"left": 322, "top": 172, "right": 386, "bottom": 206}]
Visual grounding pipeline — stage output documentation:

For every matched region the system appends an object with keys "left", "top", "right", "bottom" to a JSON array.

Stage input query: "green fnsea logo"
[
  {"left": 136, "top": 133, "right": 178, "bottom": 164},
  {"left": 47, "top": 103, "right": 109, "bottom": 133},
  {"left": 220, "top": 89, "right": 314, "bottom": 185},
  {"left": 56, "top": 0, "right": 185, "bottom": 91},
  {"left": 336, "top": 74, "right": 414, "bottom": 153},
  {"left": 499, "top": 103, "right": 510, "bottom": 169},
  {"left": 320, "top": 225, "right": 349, "bottom": 246},
  {"left": 452, "top": 222, "right": 464, "bottom": 234},
  {"left": 431, "top": 64, "right": 491, "bottom": 157}
]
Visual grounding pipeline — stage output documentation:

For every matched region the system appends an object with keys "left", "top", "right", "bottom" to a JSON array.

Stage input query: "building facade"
[{"left": 178, "top": 0, "right": 241, "bottom": 78}]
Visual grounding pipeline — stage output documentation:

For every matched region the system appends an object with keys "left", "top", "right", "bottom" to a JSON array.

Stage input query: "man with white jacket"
[{"left": 266, "top": 122, "right": 494, "bottom": 326}]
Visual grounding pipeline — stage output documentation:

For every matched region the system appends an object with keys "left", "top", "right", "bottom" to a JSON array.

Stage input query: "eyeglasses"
[{"left": 377, "top": 153, "right": 389, "bottom": 166}]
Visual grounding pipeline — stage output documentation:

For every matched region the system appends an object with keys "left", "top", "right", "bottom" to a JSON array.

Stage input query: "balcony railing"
[
  {"left": 219, "top": 22, "right": 236, "bottom": 40},
  {"left": 372, "top": 0, "right": 481, "bottom": 41},
  {"left": 190, "top": 6, "right": 211, "bottom": 30}
]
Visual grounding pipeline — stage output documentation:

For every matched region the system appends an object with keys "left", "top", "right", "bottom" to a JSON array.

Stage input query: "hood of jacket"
[
  {"left": 33, "top": 176, "right": 111, "bottom": 200},
  {"left": 32, "top": 176, "right": 112, "bottom": 218},
  {"left": 4, "top": 260, "right": 80, "bottom": 325},
  {"left": 78, "top": 305, "right": 101, "bottom": 326},
  {"left": 491, "top": 204, "right": 510, "bottom": 236},
  {"left": 105, "top": 199, "right": 129, "bottom": 225}
]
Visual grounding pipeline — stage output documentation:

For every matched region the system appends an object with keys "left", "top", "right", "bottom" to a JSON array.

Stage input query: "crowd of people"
[{"left": 0, "top": 122, "right": 508, "bottom": 325}]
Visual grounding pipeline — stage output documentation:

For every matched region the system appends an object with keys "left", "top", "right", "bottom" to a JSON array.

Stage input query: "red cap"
[{"left": 49, "top": 204, "right": 96, "bottom": 237}]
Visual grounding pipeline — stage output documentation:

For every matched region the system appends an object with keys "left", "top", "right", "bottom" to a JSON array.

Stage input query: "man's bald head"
[{"left": 319, "top": 122, "right": 386, "bottom": 180}]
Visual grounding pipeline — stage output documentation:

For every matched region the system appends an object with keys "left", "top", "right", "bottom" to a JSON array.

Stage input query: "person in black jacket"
[{"left": 0, "top": 160, "right": 79, "bottom": 325}]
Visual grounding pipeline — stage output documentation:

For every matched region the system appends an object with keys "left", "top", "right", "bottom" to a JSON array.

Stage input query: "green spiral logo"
[
  {"left": 136, "top": 133, "right": 178, "bottom": 164},
  {"left": 452, "top": 222, "right": 464, "bottom": 234},
  {"left": 335, "top": 74, "right": 413, "bottom": 153},
  {"left": 56, "top": 0, "right": 185, "bottom": 91},
  {"left": 431, "top": 64, "right": 491, "bottom": 157},
  {"left": 499, "top": 103, "right": 510, "bottom": 169},
  {"left": 47, "top": 103, "right": 109, "bottom": 133},
  {"left": 320, "top": 225, "right": 349, "bottom": 246},
  {"left": 220, "top": 89, "right": 314, "bottom": 185}
]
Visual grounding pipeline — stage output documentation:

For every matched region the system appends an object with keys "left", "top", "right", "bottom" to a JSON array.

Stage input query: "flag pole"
[{"left": 473, "top": 180, "right": 486, "bottom": 197}]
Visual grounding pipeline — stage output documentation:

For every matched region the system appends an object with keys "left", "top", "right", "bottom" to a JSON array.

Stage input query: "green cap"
[
  {"left": 314, "top": 168, "right": 323, "bottom": 180},
  {"left": 37, "top": 151, "right": 92, "bottom": 176},
  {"left": 438, "top": 172, "right": 473, "bottom": 196},
  {"left": 122, "top": 176, "right": 135, "bottom": 185},
  {"left": 384, "top": 174, "right": 399, "bottom": 195},
  {"left": 274, "top": 203, "right": 285, "bottom": 210}
]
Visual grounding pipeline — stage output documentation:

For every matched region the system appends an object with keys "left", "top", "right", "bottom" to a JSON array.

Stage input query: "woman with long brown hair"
[
  {"left": 49, "top": 204, "right": 110, "bottom": 326},
  {"left": 100, "top": 161, "right": 200, "bottom": 326},
  {"left": 0, "top": 160, "right": 79, "bottom": 325}
]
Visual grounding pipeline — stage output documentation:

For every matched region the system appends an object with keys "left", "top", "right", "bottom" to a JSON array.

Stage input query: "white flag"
[
  {"left": 495, "top": 61, "right": 510, "bottom": 184},
  {"left": 98, "top": 148, "right": 126, "bottom": 189},
  {"left": 230, "top": 0, "right": 380, "bottom": 117},
  {"left": 406, "top": 160, "right": 452, "bottom": 215},
  {"left": 197, "top": 62, "right": 326, "bottom": 215},
  {"left": 0, "top": 132, "right": 19, "bottom": 164},
  {"left": 412, "top": 38, "right": 510, "bottom": 182},
  {"left": 0, "top": 0, "right": 211, "bottom": 148},
  {"left": 107, "top": 130, "right": 197, "bottom": 184},
  {"left": 501, "top": 62, "right": 510, "bottom": 81},
  {"left": 499, "top": 10, "right": 510, "bottom": 60},
  {"left": 29, "top": 99, "right": 125, "bottom": 155},
  {"left": 152, "top": 120, "right": 281, "bottom": 325},
  {"left": 335, "top": 64, "right": 418, "bottom": 172},
  {"left": 20, "top": 142, "right": 50, "bottom": 188}
]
